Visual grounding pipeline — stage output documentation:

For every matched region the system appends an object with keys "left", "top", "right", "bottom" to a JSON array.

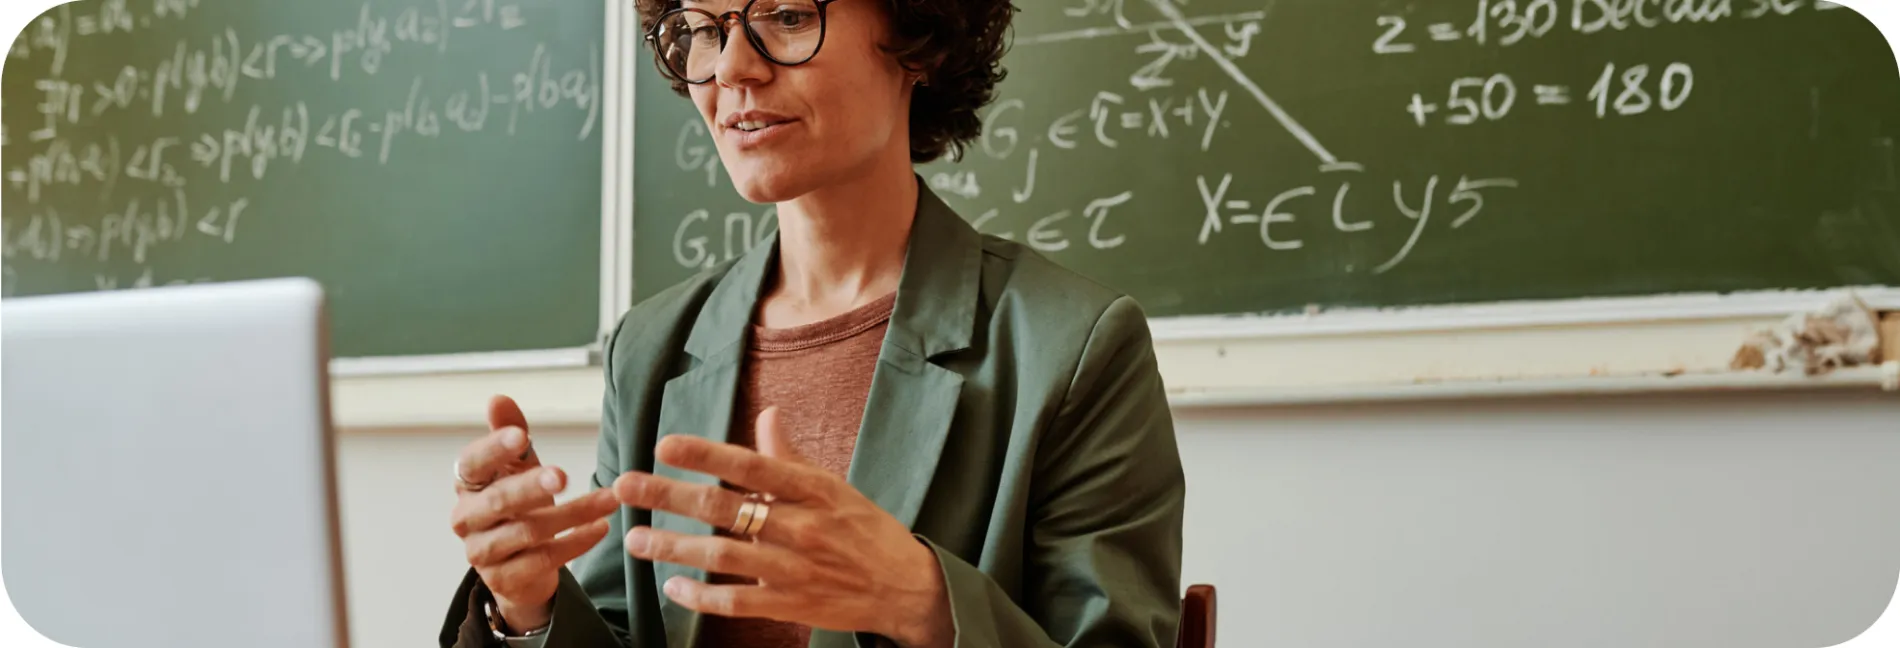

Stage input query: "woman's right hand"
[{"left": 451, "top": 395, "right": 619, "bottom": 633}]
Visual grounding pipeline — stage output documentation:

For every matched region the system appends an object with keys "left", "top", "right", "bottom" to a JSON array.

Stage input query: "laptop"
[{"left": 2, "top": 278, "right": 348, "bottom": 648}]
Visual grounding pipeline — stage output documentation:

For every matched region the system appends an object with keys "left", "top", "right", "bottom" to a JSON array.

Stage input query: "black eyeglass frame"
[{"left": 641, "top": 0, "right": 845, "bottom": 85}]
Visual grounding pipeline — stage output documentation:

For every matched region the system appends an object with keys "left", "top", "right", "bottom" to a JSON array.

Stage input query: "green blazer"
[{"left": 441, "top": 184, "right": 1186, "bottom": 648}]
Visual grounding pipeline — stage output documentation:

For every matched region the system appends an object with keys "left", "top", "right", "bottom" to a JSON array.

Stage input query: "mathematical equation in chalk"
[
  {"left": 13, "top": 10, "right": 582, "bottom": 148},
  {"left": 1195, "top": 169, "right": 1519, "bottom": 274},
  {"left": 658, "top": 0, "right": 1525, "bottom": 275},
  {"left": 670, "top": 206, "right": 779, "bottom": 271},
  {"left": 1373, "top": 0, "right": 1848, "bottom": 54},
  {"left": 9, "top": 0, "right": 525, "bottom": 77},
  {"left": 3, "top": 193, "right": 253, "bottom": 267},
  {"left": 636, "top": 0, "right": 1882, "bottom": 288},
  {"left": 9, "top": 48, "right": 599, "bottom": 203},
  {"left": 1405, "top": 62, "right": 1695, "bottom": 126},
  {"left": 1, "top": 0, "right": 601, "bottom": 289}
]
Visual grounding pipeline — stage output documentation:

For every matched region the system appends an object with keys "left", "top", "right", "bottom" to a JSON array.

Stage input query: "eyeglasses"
[{"left": 643, "top": 0, "right": 844, "bottom": 85}]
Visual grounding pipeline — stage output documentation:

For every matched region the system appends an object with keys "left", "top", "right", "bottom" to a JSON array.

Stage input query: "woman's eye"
[{"left": 764, "top": 9, "right": 814, "bottom": 29}]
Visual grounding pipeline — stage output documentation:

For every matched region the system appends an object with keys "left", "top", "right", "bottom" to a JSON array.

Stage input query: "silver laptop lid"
[{"left": 2, "top": 278, "right": 347, "bottom": 648}]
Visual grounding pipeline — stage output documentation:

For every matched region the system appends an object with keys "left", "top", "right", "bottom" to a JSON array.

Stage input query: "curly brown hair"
[{"left": 637, "top": 0, "right": 1017, "bottom": 163}]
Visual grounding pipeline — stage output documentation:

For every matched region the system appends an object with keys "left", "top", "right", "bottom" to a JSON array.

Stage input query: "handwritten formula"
[
  {"left": 634, "top": 0, "right": 1893, "bottom": 315},
  {"left": 2, "top": 0, "right": 602, "bottom": 294}
]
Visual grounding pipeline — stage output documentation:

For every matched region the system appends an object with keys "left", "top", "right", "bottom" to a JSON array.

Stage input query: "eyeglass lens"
[{"left": 653, "top": 0, "right": 826, "bottom": 83}]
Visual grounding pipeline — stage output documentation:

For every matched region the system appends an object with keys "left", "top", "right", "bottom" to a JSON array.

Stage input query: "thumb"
[
  {"left": 488, "top": 394, "right": 530, "bottom": 433},
  {"left": 753, "top": 406, "right": 807, "bottom": 465},
  {"left": 487, "top": 394, "right": 540, "bottom": 467}
]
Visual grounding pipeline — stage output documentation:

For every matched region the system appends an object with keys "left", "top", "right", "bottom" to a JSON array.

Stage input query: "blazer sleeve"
[
  {"left": 864, "top": 296, "right": 1187, "bottom": 647},
  {"left": 439, "top": 323, "right": 644, "bottom": 648}
]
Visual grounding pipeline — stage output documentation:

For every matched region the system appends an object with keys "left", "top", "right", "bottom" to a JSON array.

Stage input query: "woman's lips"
[{"left": 724, "top": 119, "right": 799, "bottom": 150}]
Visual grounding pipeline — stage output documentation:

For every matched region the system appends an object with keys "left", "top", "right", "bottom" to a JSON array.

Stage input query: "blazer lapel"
[
  {"left": 651, "top": 239, "right": 775, "bottom": 648},
  {"left": 812, "top": 183, "right": 983, "bottom": 648},
  {"left": 649, "top": 181, "right": 985, "bottom": 648},
  {"left": 844, "top": 183, "right": 983, "bottom": 531}
]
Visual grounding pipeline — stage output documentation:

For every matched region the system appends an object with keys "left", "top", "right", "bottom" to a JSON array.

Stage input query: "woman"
[{"left": 440, "top": 0, "right": 1186, "bottom": 645}]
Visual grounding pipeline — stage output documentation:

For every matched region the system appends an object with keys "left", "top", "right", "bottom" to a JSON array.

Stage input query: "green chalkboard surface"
[
  {"left": 633, "top": 0, "right": 1900, "bottom": 317},
  {"left": 3, "top": 0, "right": 603, "bottom": 357}
]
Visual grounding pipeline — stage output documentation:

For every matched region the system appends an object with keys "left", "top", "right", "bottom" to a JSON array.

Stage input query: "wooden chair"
[{"left": 1177, "top": 584, "right": 1217, "bottom": 648}]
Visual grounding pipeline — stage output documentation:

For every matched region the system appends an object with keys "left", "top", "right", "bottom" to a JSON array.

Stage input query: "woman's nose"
[{"left": 714, "top": 21, "right": 772, "bottom": 88}]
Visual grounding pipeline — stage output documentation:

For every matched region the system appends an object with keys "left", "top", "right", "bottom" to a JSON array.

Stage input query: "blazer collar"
[{"left": 679, "top": 178, "right": 982, "bottom": 362}]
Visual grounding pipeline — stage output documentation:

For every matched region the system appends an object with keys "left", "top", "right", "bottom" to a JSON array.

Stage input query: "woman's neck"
[{"left": 759, "top": 158, "right": 917, "bottom": 327}]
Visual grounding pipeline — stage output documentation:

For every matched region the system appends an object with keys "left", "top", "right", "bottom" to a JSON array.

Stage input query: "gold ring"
[
  {"left": 453, "top": 459, "right": 490, "bottom": 492},
  {"left": 742, "top": 499, "right": 771, "bottom": 538},
  {"left": 730, "top": 501, "right": 758, "bottom": 536}
]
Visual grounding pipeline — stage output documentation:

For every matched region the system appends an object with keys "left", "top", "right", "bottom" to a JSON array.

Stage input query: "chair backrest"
[{"left": 1177, "top": 584, "right": 1217, "bottom": 648}]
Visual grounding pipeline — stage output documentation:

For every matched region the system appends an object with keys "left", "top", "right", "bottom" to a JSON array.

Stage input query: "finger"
[
  {"left": 544, "top": 517, "right": 613, "bottom": 566},
  {"left": 488, "top": 395, "right": 541, "bottom": 466},
  {"left": 611, "top": 471, "right": 747, "bottom": 530},
  {"left": 660, "top": 577, "right": 804, "bottom": 621},
  {"left": 655, "top": 435, "right": 836, "bottom": 503},
  {"left": 752, "top": 407, "right": 808, "bottom": 466},
  {"left": 453, "top": 466, "right": 567, "bottom": 536},
  {"left": 464, "top": 488, "right": 618, "bottom": 565},
  {"left": 456, "top": 427, "right": 536, "bottom": 493},
  {"left": 488, "top": 394, "right": 530, "bottom": 433},
  {"left": 612, "top": 472, "right": 816, "bottom": 548},
  {"left": 481, "top": 517, "right": 611, "bottom": 591},
  {"left": 625, "top": 526, "right": 805, "bottom": 584}
]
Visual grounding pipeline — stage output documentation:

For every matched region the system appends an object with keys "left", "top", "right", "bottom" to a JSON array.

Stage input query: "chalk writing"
[
  {"left": 73, "top": 0, "right": 137, "bottom": 38},
  {"left": 648, "top": 0, "right": 1878, "bottom": 310},
  {"left": 930, "top": 171, "right": 982, "bottom": 200},
  {"left": 454, "top": 0, "right": 528, "bottom": 31},
  {"left": 1, "top": 0, "right": 597, "bottom": 295},
  {"left": 1195, "top": 171, "right": 1520, "bottom": 273},
  {"left": 21, "top": 5, "right": 75, "bottom": 76},
  {"left": 1076, "top": 88, "right": 1229, "bottom": 151},
  {"left": 6, "top": 138, "right": 121, "bottom": 204},
  {"left": 968, "top": 191, "right": 1134, "bottom": 252},
  {"left": 152, "top": 0, "right": 202, "bottom": 23},
  {"left": 2, "top": 192, "right": 250, "bottom": 265},
  {"left": 1377, "top": 0, "right": 1843, "bottom": 54},
  {"left": 503, "top": 43, "right": 603, "bottom": 139},
  {"left": 90, "top": 266, "right": 215, "bottom": 291},
  {"left": 672, "top": 207, "right": 778, "bottom": 270},
  {"left": 29, "top": 1, "right": 530, "bottom": 132},
  {"left": 1408, "top": 63, "right": 1693, "bottom": 126},
  {"left": 1015, "top": 10, "right": 1266, "bottom": 47},
  {"left": 675, "top": 119, "right": 721, "bottom": 187},
  {"left": 1587, "top": 62, "right": 1695, "bottom": 117}
]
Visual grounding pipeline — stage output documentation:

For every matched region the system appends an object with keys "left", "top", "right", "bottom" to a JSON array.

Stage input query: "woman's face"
[{"left": 682, "top": 0, "right": 913, "bottom": 204}]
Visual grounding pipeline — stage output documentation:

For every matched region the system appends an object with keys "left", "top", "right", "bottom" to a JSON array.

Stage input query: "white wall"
[
  {"left": 335, "top": 423, "right": 601, "bottom": 648},
  {"left": 1175, "top": 390, "right": 1900, "bottom": 648},
  {"left": 333, "top": 387, "right": 1900, "bottom": 648},
  {"left": 326, "top": 289, "right": 1900, "bottom": 647}
]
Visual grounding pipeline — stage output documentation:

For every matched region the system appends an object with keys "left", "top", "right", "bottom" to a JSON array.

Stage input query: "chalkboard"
[
  {"left": 2, "top": 0, "right": 604, "bottom": 358},
  {"left": 632, "top": 0, "right": 1900, "bottom": 317}
]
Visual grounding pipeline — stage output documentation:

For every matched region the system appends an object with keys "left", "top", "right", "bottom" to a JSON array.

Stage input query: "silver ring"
[{"left": 454, "top": 459, "right": 491, "bottom": 492}]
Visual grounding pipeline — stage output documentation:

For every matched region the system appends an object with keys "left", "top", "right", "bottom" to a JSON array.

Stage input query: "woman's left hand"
[{"left": 611, "top": 408, "right": 954, "bottom": 648}]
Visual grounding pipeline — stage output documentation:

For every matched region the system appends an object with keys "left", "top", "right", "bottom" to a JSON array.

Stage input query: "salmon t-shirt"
[{"left": 697, "top": 291, "right": 896, "bottom": 647}]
